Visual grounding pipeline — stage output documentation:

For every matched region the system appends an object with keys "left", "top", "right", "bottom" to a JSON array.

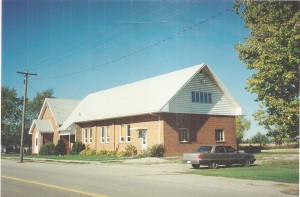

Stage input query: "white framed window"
[
  {"left": 84, "top": 128, "right": 92, "bottom": 144},
  {"left": 191, "top": 91, "right": 212, "bottom": 104},
  {"left": 126, "top": 125, "right": 131, "bottom": 143},
  {"left": 215, "top": 129, "right": 225, "bottom": 142},
  {"left": 178, "top": 128, "right": 189, "bottom": 143},
  {"left": 84, "top": 129, "right": 88, "bottom": 144},
  {"left": 119, "top": 125, "right": 125, "bottom": 143},
  {"left": 100, "top": 127, "right": 105, "bottom": 143},
  {"left": 119, "top": 125, "right": 130, "bottom": 143},
  {"left": 106, "top": 127, "right": 110, "bottom": 143},
  {"left": 89, "top": 128, "right": 92, "bottom": 143}
]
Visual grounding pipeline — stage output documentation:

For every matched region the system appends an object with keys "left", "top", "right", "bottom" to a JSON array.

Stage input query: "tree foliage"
[
  {"left": 1, "top": 87, "right": 22, "bottom": 145},
  {"left": 250, "top": 132, "right": 269, "bottom": 148},
  {"left": 1, "top": 86, "right": 55, "bottom": 147},
  {"left": 235, "top": 1, "right": 299, "bottom": 142},
  {"left": 236, "top": 116, "right": 251, "bottom": 142}
]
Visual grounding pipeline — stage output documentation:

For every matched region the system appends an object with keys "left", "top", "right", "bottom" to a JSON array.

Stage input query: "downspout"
[{"left": 149, "top": 113, "right": 161, "bottom": 144}]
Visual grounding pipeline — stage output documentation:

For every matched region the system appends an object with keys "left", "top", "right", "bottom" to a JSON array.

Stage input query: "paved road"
[{"left": 1, "top": 159, "right": 296, "bottom": 197}]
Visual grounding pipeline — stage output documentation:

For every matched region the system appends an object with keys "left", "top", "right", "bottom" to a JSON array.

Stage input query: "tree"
[
  {"left": 235, "top": 1, "right": 299, "bottom": 142},
  {"left": 250, "top": 132, "right": 269, "bottom": 148},
  {"left": 236, "top": 116, "right": 251, "bottom": 149},
  {"left": 1, "top": 87, "right": 22, "bottom": 146},
  {"left": 1, "top": 86, "right": 55, "bottom": 148}
]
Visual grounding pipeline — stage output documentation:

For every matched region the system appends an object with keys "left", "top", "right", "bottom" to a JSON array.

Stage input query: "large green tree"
[
  {"left": 1, "top": 86, "right": 55, "bottom": 148},
  {"left": 1, "top": 87, "right": 22, "bottom": 145},
  {"left": 235, "top": 1, "right": 299, "bottom": 142}
]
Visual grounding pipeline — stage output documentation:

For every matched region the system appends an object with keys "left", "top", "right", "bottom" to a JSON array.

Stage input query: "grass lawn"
[
  {"left": 1, "top": 153, "right": 128, "bottom": 162},
  {"left": 185, "top": 152, "right": 299, "bottom": 184}
]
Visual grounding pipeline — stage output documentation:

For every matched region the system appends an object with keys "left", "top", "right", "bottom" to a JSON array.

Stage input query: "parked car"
[
  {"left": 182, "top": 145, "right": 256, "bottom": 169},
  {"left": 4, "top": 144, "right": 20, "bottom": 154}
]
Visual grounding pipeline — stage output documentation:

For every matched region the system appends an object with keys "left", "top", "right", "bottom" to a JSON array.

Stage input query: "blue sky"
[{"left": 2, "top": 0, "right": 264, "bottom": 139}]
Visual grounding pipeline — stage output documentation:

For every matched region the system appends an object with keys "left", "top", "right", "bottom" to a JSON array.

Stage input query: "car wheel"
[
  {"left": 192, "top": 164, "right": 200, "bottom": 169},
  {"left": 243, "top": 158, "right": 251, "bottom": 167},
  {"left": 209, "top": 162, "right": 218, "bottom": 169}
]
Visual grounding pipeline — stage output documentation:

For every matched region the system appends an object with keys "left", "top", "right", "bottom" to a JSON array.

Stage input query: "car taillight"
[{"left": 198, "top": 154, "right": 202, "bottom": 159}]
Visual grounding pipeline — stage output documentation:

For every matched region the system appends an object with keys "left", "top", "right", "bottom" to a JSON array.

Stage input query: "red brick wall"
[
  {"left": 79, "top": 115, "right": 162, "bottom": 153},
  {"left": 77, "top": 113, "right": 236, "bottom": 157},
  {"left": 162, "top": 113, "right": 237, "bottom": 156}
]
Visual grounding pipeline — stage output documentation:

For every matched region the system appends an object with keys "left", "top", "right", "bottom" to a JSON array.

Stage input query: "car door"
[
  {"left": 224, "top": 146, "right": 240, "bottom": 164},
  {"left": 214, "top": 146, "right": 227, "bottom": 164}
]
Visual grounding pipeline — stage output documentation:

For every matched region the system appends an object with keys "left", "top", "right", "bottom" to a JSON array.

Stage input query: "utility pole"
[{"left": 17, "top": 71, "right": 37, "bottom": 163}]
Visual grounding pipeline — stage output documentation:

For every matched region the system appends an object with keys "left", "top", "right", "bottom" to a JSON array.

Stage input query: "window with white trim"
[
  {"left": 215, "top": 129, "right": 225, "bottom": 142},
  {"left": 100, "top": 127, "right": 105, "bottom": 143},
  {"left": 106, "top": 127, "right": 110, "bottom": 143},
  {"left": 84, "top": 128, "right": 92, "bottom": 144},
  {"left": 119, "top": 125, "right": 125, "bottom": 143},
  {"left": 191, "top": 91, "right": 212, "bottom": 103},
  {"left": 89, "top": 128, "right": 92, "bottom": 143},
  {"left": 126, "top": 125, "right": 131, "bottom": 142},
  {"left": 178, "top": 128, "right": 189, "bottom": 143},
  {"left": 119, "top": 125, "right": 130, "bottom": 143}
]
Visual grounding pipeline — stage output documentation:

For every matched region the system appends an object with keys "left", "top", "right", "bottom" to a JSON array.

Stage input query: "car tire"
[
  {"left": 243, "top": 158, "right": 251, "bottom": 167},
  {"left": 192, "top": 164, "right": 200, "bottom": 169},
  {"left": 209, "top": 162, "right": 218, "bottom": 169}
]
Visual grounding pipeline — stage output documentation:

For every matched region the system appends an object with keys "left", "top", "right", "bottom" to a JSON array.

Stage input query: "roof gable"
[
  {"left": 28, "top": 120, "right": 54, "bottom": 134},
  {"left": 29, "top": 98, "right": 80, "bottom": 134},
  {"left": 37, "top": 98, "right": 80, "bottom": 125}
]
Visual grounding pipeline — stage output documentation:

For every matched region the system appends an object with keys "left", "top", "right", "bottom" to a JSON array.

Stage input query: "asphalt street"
[{"left": 1, "top": 159, "right": 296, "bottom": 197}]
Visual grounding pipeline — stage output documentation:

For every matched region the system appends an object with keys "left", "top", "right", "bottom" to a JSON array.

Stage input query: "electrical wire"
[
  {"left": 35, "top": 7, "right": 232, "bottom": 80},
  {"left": 34, "top": 0, "right": 200, "bottom": 74},
  {"left": 33, "top": 1, "right": 192, "bottom": 74},
  {"left": 25, "top": 1, "right": 172, "bottom": 71}
]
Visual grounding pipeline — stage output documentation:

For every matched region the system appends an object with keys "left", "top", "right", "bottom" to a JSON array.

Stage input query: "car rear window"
[{"left": 196, "top": 146, "right": 212, "bottom": 153}]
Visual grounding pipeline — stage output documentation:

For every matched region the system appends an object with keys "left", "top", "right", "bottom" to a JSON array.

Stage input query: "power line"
[
  {"left": 31, "top": 0, "right": 198, "bottom": 74},
  {"left": 25, "top": 1, "right": 172, "bottom": 71},
  {"left": 36, "top": 7, "right": 232, "bottom": 80}
]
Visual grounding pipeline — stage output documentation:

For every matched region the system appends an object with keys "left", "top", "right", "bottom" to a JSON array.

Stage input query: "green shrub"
[
  {"left": 138, "top": 149, "right": 151, "bottom": 157},
  {"left": 79, "top": 148, "right": 96, "bottom": 156},
  {"left": 96, "top": 150, "right": 107, "bottom": 155},
  {"left": 55, "top": 140, "right": 67, "bottom": 155},
  {"left": 138, "top": 144, "right": 165, "bottom": 158},
  {"left": 71, "top": 141, "right": 85, "bottom": 155},
  {"left": 117, "top": 151, "right": 127, "bottom": 157},
  {"left": 106, "top": 151, "right": 117, "bottom": 156},
  {"left": 149, "top": 144, "right": 164, "bottom": 157},
  {"left": 39, "top": 143, "right": 56, "bottom": 155},
  {"left": 125, "top": 145, "right": 137, "bottom": 157},
  {"left": 79, "top": 149, "right": 87, "bottom": 155}
]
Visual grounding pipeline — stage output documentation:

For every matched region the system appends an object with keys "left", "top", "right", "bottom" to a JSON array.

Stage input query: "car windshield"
[{"left": 196, "top": 146, "right": 212, "bottom": 153}]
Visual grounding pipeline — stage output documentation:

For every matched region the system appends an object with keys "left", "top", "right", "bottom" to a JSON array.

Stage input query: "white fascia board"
[
  {"left": 160, "top": 63, "right": 206, "bottom": 111},
  {"left": 206, "top": 65, "right": 246, "bottom": 116},
  {"left": 28, "top": 120, "right": 36, "bottom": 134}
]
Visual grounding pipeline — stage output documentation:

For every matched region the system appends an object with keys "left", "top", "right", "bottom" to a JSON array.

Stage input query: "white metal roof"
[
  {"left": 60, "top": 63, "right": 244, "bottom": 130},
  {"left": 45, "top": 98, "right": 80, "bottom": 125},
  {"left": 37, "top": 98, "right": 80, "bottom": 125},
  {"left": 29, "top": 120, "right": 54, "bottom": 133},
  {"left": 29, "top": 98, "right": 80, "bottom": 134}
]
